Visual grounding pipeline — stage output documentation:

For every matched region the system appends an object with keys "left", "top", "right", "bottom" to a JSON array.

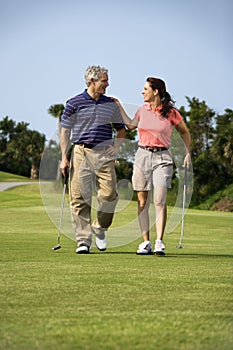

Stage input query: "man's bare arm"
[{"left": 60, "top": 127, "right": 71, "bottom": 176}]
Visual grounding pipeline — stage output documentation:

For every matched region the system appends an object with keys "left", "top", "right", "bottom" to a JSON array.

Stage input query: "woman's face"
[{"left": 142, "top": 81, "right": 157, "bottom": 102}]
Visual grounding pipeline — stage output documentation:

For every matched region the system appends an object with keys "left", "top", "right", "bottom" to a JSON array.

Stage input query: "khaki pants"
[{"left": 69, "top": 145, "right": 118, "bottom": 247}]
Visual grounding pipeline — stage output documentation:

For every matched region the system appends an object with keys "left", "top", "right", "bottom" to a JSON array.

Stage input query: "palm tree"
[
  {"left": 48, "top": 104, "right": 65, "bottom": 180},
  {"left": 48, "top": 104, "right": 64, "bottom": 135}
]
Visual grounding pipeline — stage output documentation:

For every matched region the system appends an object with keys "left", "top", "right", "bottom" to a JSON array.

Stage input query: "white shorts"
[{"left": 132, "top": 147, "right": 173, "bottom": 191}]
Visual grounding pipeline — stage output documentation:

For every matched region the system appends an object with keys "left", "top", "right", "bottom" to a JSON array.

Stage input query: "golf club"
[
  {"left": 176, "top": 166, "right": 187, "bottom": 249},
  {"left": 52, "top": 174, "right": 68, "bottom": 250}
]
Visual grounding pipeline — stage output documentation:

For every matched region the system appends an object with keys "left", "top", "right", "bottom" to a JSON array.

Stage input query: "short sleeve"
[
  {"left": 135, "top": 108, "right": 141, "bottom": 120},
  {"left": 60, "top": 101, "right": 77, "bottom": 129},
  {"left": 111, "top": 103, "right": 125, "bottom": 130},
  {"left": 168, "top": 108, "right": 183, "bottom": 126}
]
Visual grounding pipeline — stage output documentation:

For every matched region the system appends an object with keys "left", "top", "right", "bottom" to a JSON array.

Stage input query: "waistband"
[
  {"left": 139, "top": 145, "right": 168, "bottom": 153},
  {"left": 75, "top": 143, "right": 110, "bottom": 150}
]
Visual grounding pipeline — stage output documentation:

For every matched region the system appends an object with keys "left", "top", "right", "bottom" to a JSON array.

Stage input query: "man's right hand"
[{"left": 60, "top": 157, "right": 70, "bottom": 177}]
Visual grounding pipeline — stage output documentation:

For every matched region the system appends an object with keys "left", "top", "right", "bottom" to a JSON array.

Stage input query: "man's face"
[{"left": 94, "top": 73, "right": 109, "bottom": 95}]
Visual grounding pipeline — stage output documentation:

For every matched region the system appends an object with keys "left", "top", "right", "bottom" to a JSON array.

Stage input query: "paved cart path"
[{"left": 0, "top": 182, "right": 38, "bottom": 192}]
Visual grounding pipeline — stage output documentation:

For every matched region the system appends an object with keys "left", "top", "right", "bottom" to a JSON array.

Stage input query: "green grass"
[
  {"left": 0, "top": 170, "right": 32, "bottom": 182},
  {"left": 0, "top": 182, "right": 233, "bottom": 350}
]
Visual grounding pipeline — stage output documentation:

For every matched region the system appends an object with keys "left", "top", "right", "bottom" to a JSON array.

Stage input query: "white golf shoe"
[
  {"left": 136, "top": 240, "right": 153, "bottom": 255},
  {"left": 76, "top": 245, "right": 90, "bottom": 254},
  {"left": 154, "top": 240, "right": 165, "bottom": 256},
  {"left": 92, "top": 225, "right": 107, "bottom": 251}
]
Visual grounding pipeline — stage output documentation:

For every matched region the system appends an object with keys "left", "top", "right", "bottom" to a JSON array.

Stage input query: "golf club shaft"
[
  {"left": 54, "top": 174, "right": 68, "bottom": 248},
  {"left": 57, "top": 182, "right": 67, "bottom": 245}
]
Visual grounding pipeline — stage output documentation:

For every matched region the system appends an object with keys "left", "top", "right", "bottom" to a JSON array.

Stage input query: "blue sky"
[{"left": 1, "top": 0, "right": 232, "bottom": 140}]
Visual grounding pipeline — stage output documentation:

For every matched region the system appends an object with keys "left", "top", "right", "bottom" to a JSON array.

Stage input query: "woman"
[{"left": 115, "top": 77, "right": 191, "bottom": 255}]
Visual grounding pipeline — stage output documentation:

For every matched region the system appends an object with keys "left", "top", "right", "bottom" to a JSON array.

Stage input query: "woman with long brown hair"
[{"left": 114, "top": 77, "right": 191, "bottom": 255}]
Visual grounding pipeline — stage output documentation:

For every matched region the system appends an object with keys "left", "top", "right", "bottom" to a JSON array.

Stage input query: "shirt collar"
[
  {"left": 144, "top": 103, "right": 163, "bottom": 112},
  {"left": 83, "top": 89, "right": 106, "bottom": 101},
  {"left": 83, "top": 89, "right": 92, "bottom": 100}
]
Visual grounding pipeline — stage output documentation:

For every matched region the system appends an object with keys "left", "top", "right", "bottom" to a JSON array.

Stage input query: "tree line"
[
  {"left": 0, "top": 117, "right": 45, "bottom": 179},
  {"left": 0, "top": 97, "right": 232, "bottom": 208}
]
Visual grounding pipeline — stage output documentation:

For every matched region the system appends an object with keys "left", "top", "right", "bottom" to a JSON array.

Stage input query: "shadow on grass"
[
  {"left": 51, "top": 249, "right": 233, "bottom": 258},
  {"left": 74, "top": 251, "right": 233, "bottom": 258},
  {"left": 167, "top": 253, "right": 233, "bottom": 258}
]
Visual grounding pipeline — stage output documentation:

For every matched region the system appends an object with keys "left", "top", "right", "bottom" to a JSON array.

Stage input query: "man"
[{"left": 60, "top": 65, "right": 126, "bottom": 254}]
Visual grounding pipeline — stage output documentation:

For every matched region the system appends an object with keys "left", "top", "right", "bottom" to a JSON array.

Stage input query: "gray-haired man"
[{"left": 60, "top": 65, "right": 126, "bottom": 253}]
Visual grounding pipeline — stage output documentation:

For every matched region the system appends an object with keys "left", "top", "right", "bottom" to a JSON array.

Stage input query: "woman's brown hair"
[{"left": 146, "top": 77, "right": 175, "bottom": 118}]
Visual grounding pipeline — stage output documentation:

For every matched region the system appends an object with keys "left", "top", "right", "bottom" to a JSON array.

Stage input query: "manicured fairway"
[{"left": 0, "top": 183, "right": 232, "bottom": 350}]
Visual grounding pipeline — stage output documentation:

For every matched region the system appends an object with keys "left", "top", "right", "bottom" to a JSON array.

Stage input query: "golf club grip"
[
  {"left": 184, "top": 165, "right": 187, "bottom": 186},
  {"left": 64, "top": 173, "right": 69, "bottom": 185}
]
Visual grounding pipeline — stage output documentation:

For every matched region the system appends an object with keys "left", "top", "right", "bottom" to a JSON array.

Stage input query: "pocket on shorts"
[
  {"left": 132, "top": 148, "right": 152, "bottom": 191},
  {"left": 160, "top": 150, "right": 173, "bottom": 165},
  {"left": 159, "top": 151, "right": 173, "bottom": 188}
]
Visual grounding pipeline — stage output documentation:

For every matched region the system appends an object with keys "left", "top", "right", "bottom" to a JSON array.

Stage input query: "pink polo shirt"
[{"left": 135, "top": 104, "right": 183, "bottom": 148}]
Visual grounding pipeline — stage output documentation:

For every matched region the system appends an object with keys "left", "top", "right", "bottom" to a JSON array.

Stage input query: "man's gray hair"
[{"left": 84, "top": 65, "right": 108, "bottom": 86}]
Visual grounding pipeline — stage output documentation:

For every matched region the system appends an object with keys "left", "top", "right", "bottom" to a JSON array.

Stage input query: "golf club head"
[
  {"left": 52, "top": 245, "right": 61, "bottom": 251},
  {"left": 176, "top": 244, "right": 182, "bottom": 249}
]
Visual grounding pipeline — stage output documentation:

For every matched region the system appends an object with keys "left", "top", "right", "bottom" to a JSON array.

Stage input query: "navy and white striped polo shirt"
[{"left": 61, "top": 90, "right": 125, "bottom": 147}]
